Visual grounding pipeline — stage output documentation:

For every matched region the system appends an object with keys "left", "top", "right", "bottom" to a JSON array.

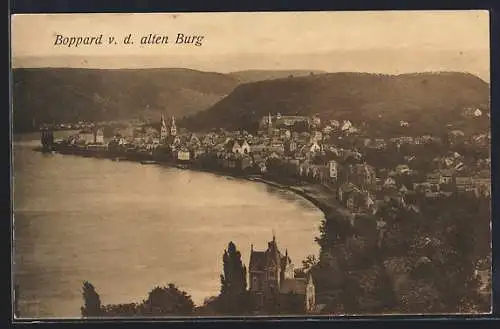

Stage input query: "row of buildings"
[{"left": 57, "top": 112, "right": 491, "bottom": 211}]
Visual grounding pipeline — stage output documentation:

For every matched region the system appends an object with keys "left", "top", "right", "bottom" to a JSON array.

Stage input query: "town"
[
  {"left": 40, "top": 109, "right": 491, "bottom": 206},
  {"left": 36, "top": 108, "right": 491, "bottom": 315}
]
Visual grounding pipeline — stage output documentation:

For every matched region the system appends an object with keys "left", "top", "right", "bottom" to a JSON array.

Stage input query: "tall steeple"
[
  {"left": 160, "top": 114, "right": 168, "bottom": 140},
  {"left": 268, "top": 113, "right": 273, "bottom": 136},
  {"left": 170, "top": 116, "right": 177, "bottom": 136}
]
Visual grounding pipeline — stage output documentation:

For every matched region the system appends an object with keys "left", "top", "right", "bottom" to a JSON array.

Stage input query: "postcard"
[{"left": 10, "top": 11, "right": 491, "bottom": 319}]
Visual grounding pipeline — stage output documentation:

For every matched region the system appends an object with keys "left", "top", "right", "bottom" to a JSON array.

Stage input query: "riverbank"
[{"left": 246, "top": 176, "right": 354, "bottom": 220}]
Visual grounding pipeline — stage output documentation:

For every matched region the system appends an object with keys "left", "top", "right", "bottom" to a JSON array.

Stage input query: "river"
[{"left": 12, "top": 132, "right": 323, "bottom": 318}]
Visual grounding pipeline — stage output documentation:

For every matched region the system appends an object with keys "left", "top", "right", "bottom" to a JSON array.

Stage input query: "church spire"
[
  {"left": 268, "top": 112, "right": 273, "bottom": 136},
  {"left": 169, "top": 116, "right": 177, "bottom": 136},
  {"left": 160, "top": 113, "right": 168, "bottom": 141}
]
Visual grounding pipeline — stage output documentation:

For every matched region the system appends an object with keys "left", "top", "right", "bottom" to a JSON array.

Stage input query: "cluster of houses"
[{"left": 57, "top": 110, "right": 491, "bottom": 212}]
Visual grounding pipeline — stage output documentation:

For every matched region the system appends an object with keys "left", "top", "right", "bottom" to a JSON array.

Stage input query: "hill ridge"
[{"left": 183, "top": 71, "right": 490, "bottom": 136}]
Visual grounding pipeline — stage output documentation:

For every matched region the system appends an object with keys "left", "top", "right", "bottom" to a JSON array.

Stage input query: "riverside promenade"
[{"left": 247, "top": 176, "right": 354, "bottom": 221}]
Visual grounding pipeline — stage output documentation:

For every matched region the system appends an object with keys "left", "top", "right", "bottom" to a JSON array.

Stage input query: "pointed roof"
[
  {"left": 225, "top": 139, "right": 241, "bottom": 151},
  {"left": 249, "top": 251, "right": 266, "bottom": 271}
]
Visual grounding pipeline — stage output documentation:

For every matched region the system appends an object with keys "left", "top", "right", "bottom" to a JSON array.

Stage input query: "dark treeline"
[{"left": 81, "top": 281, "right": 195, "bottom": 317}]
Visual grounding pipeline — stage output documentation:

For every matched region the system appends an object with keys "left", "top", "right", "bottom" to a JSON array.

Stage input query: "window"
[{"left": 253, "top": 277, "right": 259, "bottom": 290}]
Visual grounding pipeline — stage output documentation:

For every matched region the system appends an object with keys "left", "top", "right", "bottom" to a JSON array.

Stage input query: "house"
[
  {"left": 193, "top": 148, "right": 206, "bottom": 159},
  {"left": 280, "top": 129, "right": 292, "bottom": 140},
  {"left": 93, "top": 128, "right": 105, "bottom": 144},
  {"left": 351, "top": 163, "right": 377, "bottom": 191},
  {"left": 312, "top": 115, "right": 321, "bottom": 127},
  {"left": 309, "top": 141, "right": 321, "bottom": 153},
  {"left": 395, "top": 164, "right": 410, "bottom": 175},
  {"left": 426, "top": 172, "right": 441, "bottom": 185},
  {"left": 240, "top": 140, "right": 251, "bottom": 154},
  {"left": 341, "top": 120, "right": 353, "bottom": 131},
  {"left": 188, "top": 133, "right": 201, "bottom": 147},
  {"left": 238, "top": 156, "right": 253, "bottom": 171},
  {"left": 414, "top": 182, "right": 440, "bottom": 198},
  {"left": 257, "top": 161, "right": 267, "bottom": 173},
  {"left": 269, "top": 141, "right": 285, "bottom": 154},
  {"left": 165, "top": 135, "right": 181, "bottom": 148},
  {"left": 322, "top": 125, "right": 333, "bottom": 134},
  {"left": 455, "top": 176, "right": 475, "bottom": 192},
  {"left": 373, "top": 139, "right": 387, "bottom": 149},
  {"left": 311, "top": 131, "right": 323, "bottom": 142},
  {"left": 298, "top": 161, "right": 312, "bottom": 178},
  {"left": 309, "top": 164, "right": 329, "bottom": 183},
  {"left": 202, "top": 134, "right": 216, "bottom": 147},
  {"left": 275, "top": 115, "right": 309, "bottom": 127},
  {"left": 177, "top": 148, "right": 190, "bottom": 161},
  {"left": 249, "top": 235, "right": 316, "bottom": 313},
  {"left": 328, "top": 160, "right": 339, "bottom": 181},
  {"left": 438, "top": 169, "right": 454, "bottom": 185},
  {"left": 383, "top": 176, "right": 397, "bottom": 189},
  {"left": 472, "top": 172, "right": 491, "bottom": 198},
  {"left": 399, "top": 184, "right": 410, "bottom": 195},
  {"left": 284, "top": 140, "right": 298, "bottom": 155},
  {"left": 330, "top": 120, "right": 340, "bottom": 130},
  {"left": 225, "top": 139, "right": 242, "bottom": 153},
  {"left": 338, "top": 183, "right": 365, "bottom": 212}
]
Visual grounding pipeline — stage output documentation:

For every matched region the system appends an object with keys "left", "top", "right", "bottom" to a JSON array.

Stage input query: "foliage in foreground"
[
  {"left": 310, "top": 193, "right": 491, "bottom": 314},
  {"left": 81, "top": 282, "right": 195, "bottom": 317}
]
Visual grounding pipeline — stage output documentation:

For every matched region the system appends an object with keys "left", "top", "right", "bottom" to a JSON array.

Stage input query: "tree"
[
  {"left": 143, "top": 284, "right": 195, "bottom": 316},
  {"left": 80, "top": 281, "right": 102, "bottom": 317},
  {"left": 218, "top": 241, "right": 252, "bottom": 314},
  {"left": 302, "top": 255, "right": 318, "bottom": 272},
  {"left": 220, "top": 241, "right": 247, "bottom": 295}
]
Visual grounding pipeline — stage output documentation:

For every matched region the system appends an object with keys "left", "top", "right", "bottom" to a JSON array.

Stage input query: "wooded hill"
[
  {"left": 12, "top": 68, "right": 239, "bottom": 132},
  {"left": 183, "top": 71, "right": 490, "bottom": 136},
  {"left": 13, "top": 68, "right": 489, "bottom": 136}
]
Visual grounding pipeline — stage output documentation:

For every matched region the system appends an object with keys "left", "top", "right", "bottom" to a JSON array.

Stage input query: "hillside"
[
  {"left": 229, "top": 70, "right": 327, "bottom": 84},
  {"left": 12, "top": 68, "right": 240, "bottom": 132},
  {"left": 183, "top": 72, "right": 490, "bottom": 135}
]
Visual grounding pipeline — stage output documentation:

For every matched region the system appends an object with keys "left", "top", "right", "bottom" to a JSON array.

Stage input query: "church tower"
[
  {"left": 160, "top": 114, "right": 168, "bottom": 141},
  {"left": 170, "top": 116, "right": 177, "bottom": 136},
  {"left": 267, "top": 113, "right": 273, "bottom": 136}
]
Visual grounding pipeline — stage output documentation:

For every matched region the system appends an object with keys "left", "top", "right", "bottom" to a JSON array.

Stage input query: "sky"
[{"left": 10, "top": 11, "right": 490, "bottom": 80}]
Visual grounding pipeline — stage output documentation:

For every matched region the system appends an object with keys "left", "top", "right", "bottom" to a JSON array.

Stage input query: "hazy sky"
[{"left": 11, "top": 11, "right": 490, "bottom": 79}]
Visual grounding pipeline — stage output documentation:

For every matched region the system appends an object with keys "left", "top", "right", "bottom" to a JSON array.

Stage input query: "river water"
[{"left": 12, "top": 132, "right": 323, "bottom": 318}]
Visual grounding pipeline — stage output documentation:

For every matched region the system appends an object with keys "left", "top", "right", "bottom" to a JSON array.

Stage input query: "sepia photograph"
[{"left": 11, "top": 11, "right": 491, "bottom": 318}]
